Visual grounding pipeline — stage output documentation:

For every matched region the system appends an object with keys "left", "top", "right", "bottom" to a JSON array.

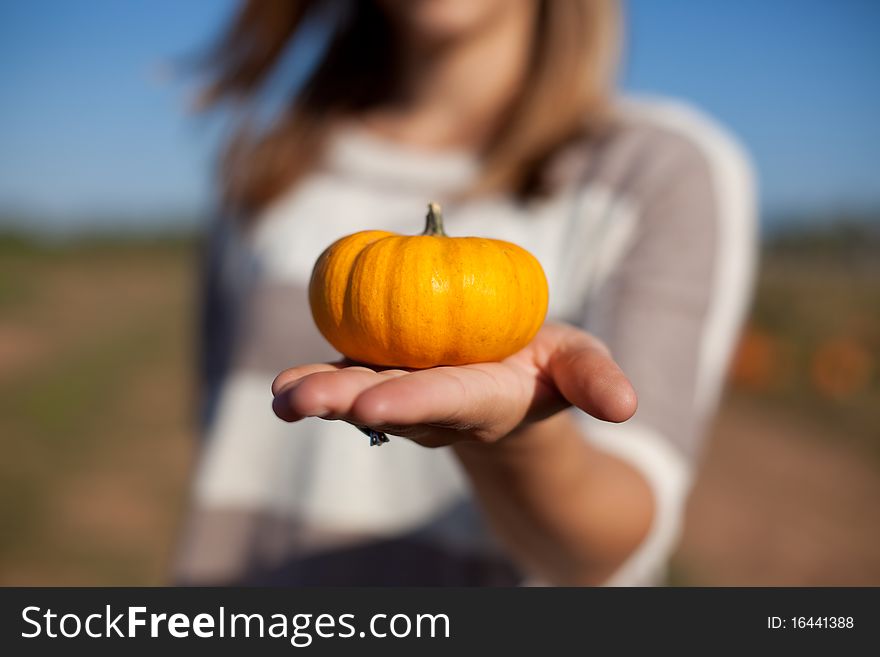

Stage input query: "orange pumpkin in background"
[
  {"left": 809, "top": 336, "right": 873, "bottom": 399},
  {"left": 309, "top": 203, "right": 549, "bottom": 368}
]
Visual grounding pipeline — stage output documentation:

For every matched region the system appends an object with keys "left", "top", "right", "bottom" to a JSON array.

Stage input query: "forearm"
[{"left": 453, "top": 411, "right": 654, "bottom": 585}]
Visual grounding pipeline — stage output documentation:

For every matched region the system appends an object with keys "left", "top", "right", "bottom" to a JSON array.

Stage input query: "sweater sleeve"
[{"left": 569, "top": 102, "right": 758, "bottom": 585}]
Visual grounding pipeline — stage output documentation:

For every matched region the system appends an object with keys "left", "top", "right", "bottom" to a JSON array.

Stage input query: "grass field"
[
  {"left": 0, "top": 237, "right": 195, "bottom": 584},
  {"left": 0, "top": 228, "right": 878, "bottom": 585}
]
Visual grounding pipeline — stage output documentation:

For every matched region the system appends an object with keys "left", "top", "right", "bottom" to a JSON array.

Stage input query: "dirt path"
[{"left": 672, "top": 396, "right": 880, "bottom": 585}]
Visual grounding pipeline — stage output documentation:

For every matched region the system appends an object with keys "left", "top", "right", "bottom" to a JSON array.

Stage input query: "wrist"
[{"left": 452, "top": 410, "right": 578, "bottom": 464}]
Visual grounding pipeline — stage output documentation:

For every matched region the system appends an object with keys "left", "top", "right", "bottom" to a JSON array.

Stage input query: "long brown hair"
[{"left": 199, "top": 0, "right": 620, "bottom": 215}]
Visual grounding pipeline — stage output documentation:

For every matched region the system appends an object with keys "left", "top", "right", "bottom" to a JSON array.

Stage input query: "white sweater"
[{"left": 174, "top": 97, "right": 757, "bottom": 586}]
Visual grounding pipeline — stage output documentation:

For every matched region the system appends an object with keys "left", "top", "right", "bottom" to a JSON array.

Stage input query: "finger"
[
  {"left": 273, "top": 368, "right": 381, "bottom": 421},
  {"left": 272, "top": 367, "right": 407, "bottom": 422},
  {"left": 271, "top": 362, "right": 345, "bottom": 396},
  {"left": 549, "top": 334, "right": 637, "bottom": 423},
  {"left": 347, "top": 364, "right": 525, "bottom": 438}
]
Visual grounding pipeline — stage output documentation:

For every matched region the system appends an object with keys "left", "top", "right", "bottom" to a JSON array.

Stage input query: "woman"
[{"left": 174, "top": 0, "right": 756, "bottom": 586}]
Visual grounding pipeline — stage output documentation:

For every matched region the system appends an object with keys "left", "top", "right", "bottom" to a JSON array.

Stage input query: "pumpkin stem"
[{"left": 422, "top": 202, "right": 447, "bottom": 236}]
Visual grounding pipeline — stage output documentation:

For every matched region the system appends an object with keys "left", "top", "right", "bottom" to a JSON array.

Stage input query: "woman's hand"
[
  {"left": 273, "top": 322, "right": 649, "bottom": 583},
  {"left": 271, "top": 322, "right": 637, "bottom": 448}
]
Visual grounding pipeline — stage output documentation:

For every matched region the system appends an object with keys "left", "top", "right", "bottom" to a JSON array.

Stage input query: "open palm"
[{"left": 271, "top": 322, "right": 637, "bottom": 448}]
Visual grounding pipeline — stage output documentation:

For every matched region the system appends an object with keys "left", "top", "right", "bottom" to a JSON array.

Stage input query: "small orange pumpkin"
[{"left": 309, "top": 203, "right": 549, "bottom": 368}]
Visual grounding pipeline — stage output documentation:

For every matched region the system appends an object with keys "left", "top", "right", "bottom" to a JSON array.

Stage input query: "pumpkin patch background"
[{"left": 1, "top": 0, "right": 879, "bottom": 585}]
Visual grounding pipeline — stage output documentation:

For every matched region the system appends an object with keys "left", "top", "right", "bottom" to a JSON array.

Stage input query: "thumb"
[{"left": 548, "top": 331, "right": 637, "bottom": 423}]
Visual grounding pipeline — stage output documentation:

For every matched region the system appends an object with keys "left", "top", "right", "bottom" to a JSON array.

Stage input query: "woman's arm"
[{"left": 454, "top": 412, "right": 653, "bottom": 585}]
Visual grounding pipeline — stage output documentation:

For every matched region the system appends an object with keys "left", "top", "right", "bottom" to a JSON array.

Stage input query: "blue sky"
[{"left": 1, "top": 0, "right": 879, "bottom": 232}]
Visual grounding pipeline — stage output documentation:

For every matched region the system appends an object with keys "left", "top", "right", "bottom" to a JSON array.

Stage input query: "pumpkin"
[{"left": 308, "top": 202, "right": 549, "bottom": 368}]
